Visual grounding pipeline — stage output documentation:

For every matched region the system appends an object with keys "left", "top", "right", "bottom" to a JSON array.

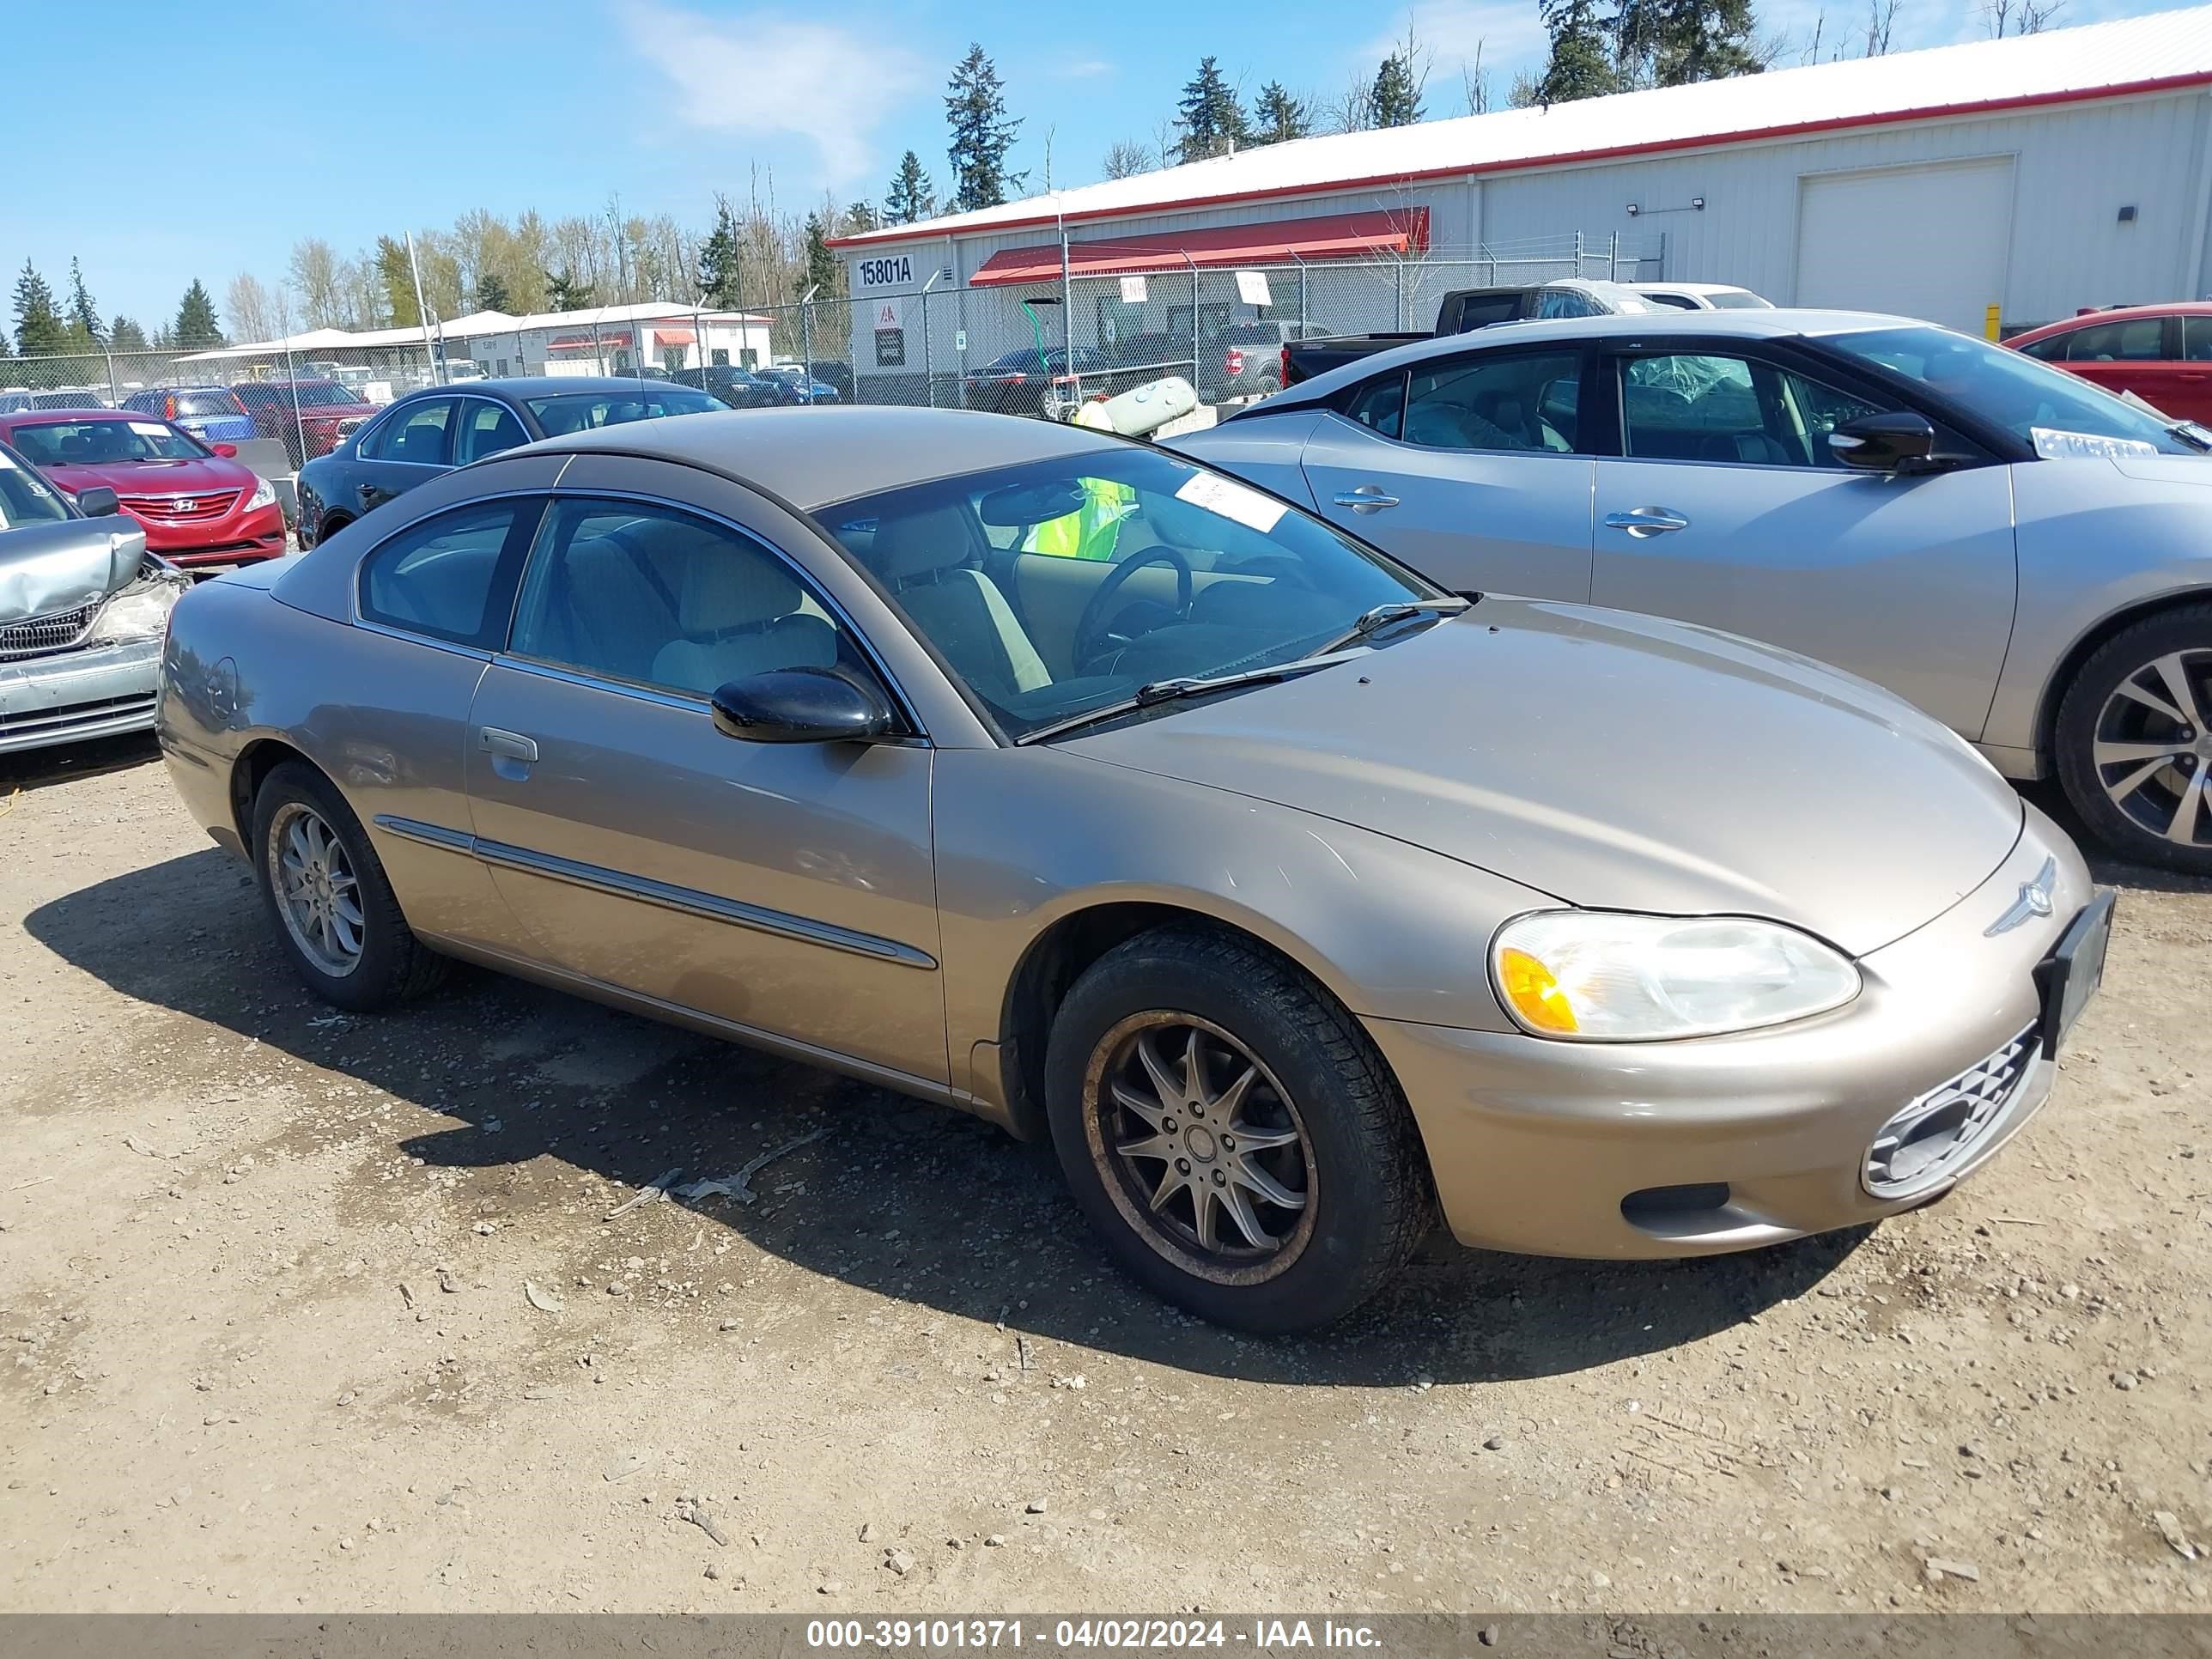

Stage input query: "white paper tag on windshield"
[
  {"left": 0, "top": 449, "right": 15, "bottom": 469},
  {"left": 127, "top": 421, "right": 170, "bottom": 438},
  {"left": 1174, "top": 470, "right": 1285, "bottom": 534},
  {"left": 2031, "top": 426, "right": 2162, "bottom": 462}
]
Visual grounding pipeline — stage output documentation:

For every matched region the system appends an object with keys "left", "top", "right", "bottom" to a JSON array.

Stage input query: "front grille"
[
  {"left": 334, "top": 416, "right": 367, "bottom": 437},
  {"left": 0, "top": 690, "right": 157, "bottom": 738},
  {"left": 1863, "top": 1023, "right": 2039, "bottom": 1198},
  {"left": 118, "top": 489, "right": 240, "bottom": 523},
  {"left": 0, "top": 604, "right": 98, "bottom": 661}
]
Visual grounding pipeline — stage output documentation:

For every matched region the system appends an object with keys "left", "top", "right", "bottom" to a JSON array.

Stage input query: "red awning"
[
  {"left": 967, "top": 209, "right": 1428, "bottom": 289},
  {"left": 653, "top": 327, "right": 696, "bottom": 347},
  {"left": 545, "top": 334, "right": 602, "bottom": 351}
]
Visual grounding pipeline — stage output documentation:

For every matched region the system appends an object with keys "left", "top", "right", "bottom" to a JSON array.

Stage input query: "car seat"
[
  {"left": 650, "top": 546, "right": 840, "bottom": 694},
  {"left": 870, "top": 505, "right": 1050, "bottom": 703}
]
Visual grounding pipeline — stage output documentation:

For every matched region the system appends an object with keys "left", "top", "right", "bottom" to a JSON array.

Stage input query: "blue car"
[
  {"left": 118, "top": 386, "right": 257, "bottom": 446},
  {"left": 761, "top": 365, "right": 842, "bottom": 404}
]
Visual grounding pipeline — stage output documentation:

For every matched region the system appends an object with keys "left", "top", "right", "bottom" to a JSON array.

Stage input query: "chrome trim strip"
[{"left": 372, "top": 812, "right": 936, "bottom": 969}]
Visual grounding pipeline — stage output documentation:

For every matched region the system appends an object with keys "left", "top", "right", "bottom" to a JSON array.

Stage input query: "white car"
[
  {"left": 1171, "top": 307, "right": 2212, "bottom": 872},
  {"left": 1638, "top": 283, "right": 1774, "bottom": 311}
]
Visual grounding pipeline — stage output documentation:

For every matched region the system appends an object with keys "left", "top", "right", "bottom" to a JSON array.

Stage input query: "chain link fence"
[{"left": 0, "top": 234, "right": 1662, "bottom": 461}]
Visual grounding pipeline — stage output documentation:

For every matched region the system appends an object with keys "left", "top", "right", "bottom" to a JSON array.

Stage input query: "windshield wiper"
[
  {"left": 2168, "top": 421, "right": 2212, "bottom": 453},
  {"left": 1316, "top": 597, "right": 1471, "bottom": 654},
  {"left": 1017, "top": 649, "right": 1369, "bottom": 745}
]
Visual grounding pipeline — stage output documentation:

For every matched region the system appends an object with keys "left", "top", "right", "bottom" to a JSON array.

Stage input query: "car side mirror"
[
  {"left": 709, "top": 667, "right": 897, "bottom": 744},
  {"left": 76, "top": 485, "right": 120, "bottom": 518},
  {"left": 211, "top": 442, "right": 239, "bottom": 459},
  {"left": 1828, "top": 410, "right": 1937, "bottom": 471}
]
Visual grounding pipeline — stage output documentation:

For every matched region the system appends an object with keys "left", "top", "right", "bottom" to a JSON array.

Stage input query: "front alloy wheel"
[
  {"left": 2057, "top": 605, "right": 2212, "bottom": 874},
  {"left": 1085, "top": 1012, "right": 1316, "bottom": 1284}
]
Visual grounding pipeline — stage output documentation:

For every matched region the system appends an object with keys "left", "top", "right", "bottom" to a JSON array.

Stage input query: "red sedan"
[
  {"left": 0, "top": 409, "right": 286, "bottom": 569},
  {"left": 2006, "top": 302, "right": 2212, "bottom": 425}
]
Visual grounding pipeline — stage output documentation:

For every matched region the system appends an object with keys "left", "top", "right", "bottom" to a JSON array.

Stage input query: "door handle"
[
  {"left": 477, "top": 726, "right": 539, "bottom": 763},
  {"left": 1603, "top": 507, "right": 1691, "bottom": 538},
  {"left": 1331, "top": 485, "right": 1401, "bottom": 513}
]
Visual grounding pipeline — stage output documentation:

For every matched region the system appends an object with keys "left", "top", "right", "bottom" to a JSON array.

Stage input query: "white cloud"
[{"left": 618, "top": 1, "right": 921, "bottom": 184}]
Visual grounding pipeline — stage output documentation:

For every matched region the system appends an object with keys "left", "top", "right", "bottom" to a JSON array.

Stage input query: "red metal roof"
[{"left": 965, "top": 209, "right": 1429, "bottom": 288}]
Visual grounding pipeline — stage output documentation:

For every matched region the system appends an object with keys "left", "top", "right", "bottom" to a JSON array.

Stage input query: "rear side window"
[
  {"left": 2016, "top": 333, "right": 2070, "bottom": 362},
  {"left": 2062, "top": 318, "right": 2166, "bottom": 362},
  {"left": 2186, "top": 318, "right": 2212, "bottom": 362},
  {"left": 1403, "top": 352, "right": 1581, "bottom": 453},
  {"left": 364, "top": 399, "right": 454, "bottom": 465},
  {"left": 1342, "top": 372, "right": 1407, "bottom": 439},
  {"left": 359, "top": 500, "right": 533, "bottom": 647}
]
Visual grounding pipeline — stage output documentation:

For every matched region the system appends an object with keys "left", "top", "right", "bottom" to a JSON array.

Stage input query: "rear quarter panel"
[
  {"left": 1984, "top": 458, "right": 2212, "bottom": 764},
  {"left": 1162, "top": 409, "right": 1327, "bottom": 510}
]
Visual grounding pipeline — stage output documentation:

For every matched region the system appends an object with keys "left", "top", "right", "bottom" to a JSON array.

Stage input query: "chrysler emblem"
[{"left": 1984, "top": 857, "right": 2057, "bottom": 936}]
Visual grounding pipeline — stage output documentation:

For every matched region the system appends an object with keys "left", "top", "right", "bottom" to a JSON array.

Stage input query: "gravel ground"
[{"left": 2, "top": 735, "right": 2209, "bottom": 1615}]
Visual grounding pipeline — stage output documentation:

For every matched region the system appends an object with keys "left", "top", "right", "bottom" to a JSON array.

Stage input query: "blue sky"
[{"left": 7, "top": 0, "right": 2202, "bottom": 331}]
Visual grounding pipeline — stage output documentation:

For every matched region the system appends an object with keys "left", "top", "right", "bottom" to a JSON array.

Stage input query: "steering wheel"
[{"left": 1073, "top": 550, "right": 1194, "bottom": 671}]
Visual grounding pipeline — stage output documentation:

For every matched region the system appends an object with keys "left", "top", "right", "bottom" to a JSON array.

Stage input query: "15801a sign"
[{"left": 854, "top": 254, "right": 915, "bottom": 293}]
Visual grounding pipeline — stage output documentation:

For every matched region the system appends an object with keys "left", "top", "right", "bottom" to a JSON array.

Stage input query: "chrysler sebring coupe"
[
  {"left": 1174, "top": 310, "right": 2212, "bottom": 875},
  {"left": 156, "top": 409, "right": 2108, "bottom": 1331}
]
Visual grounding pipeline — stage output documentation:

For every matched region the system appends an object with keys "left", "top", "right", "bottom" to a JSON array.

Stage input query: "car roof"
[
  {"left": 517, "top": 405, "right": 1126, "bottom": 511},
  {"left": 0, "top": 407, "right": 121, "bottom": 422},
  {"left": 1261, "top": 307, "right": 1927, "bottom": 405},
  {"left": 392, "top": 375, "right": 708, "bottom": 401},
  {"left": 1638, "top": 281, "right": 1757, "bottom": 295},
  {"left": 2009, "top": 302, "right": 2212, "bottom": 340}
]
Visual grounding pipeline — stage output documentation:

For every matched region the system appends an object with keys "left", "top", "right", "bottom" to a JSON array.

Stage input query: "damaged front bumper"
[{"left": 0, "top": 635, "right": 165, "bottom": 753}]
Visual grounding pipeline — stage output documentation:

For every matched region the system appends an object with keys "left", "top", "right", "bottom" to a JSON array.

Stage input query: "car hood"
[
  {"left": 0, "top": 515, "right": 150, "bottom": 622},
  {"left": 38, "top": 456, "right": 255, "bottom": 495},
  {"left": 1062, "top": 599, "right": 2024, "bottom": 957}
]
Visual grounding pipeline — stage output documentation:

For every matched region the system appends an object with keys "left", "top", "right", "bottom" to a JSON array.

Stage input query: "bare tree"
[
  {"left": 1865, "top": 0, "right": 1900, "bottom": 53},
  {"left": 287, "top": 238, "right": 343, "bottom": 328},
  {"left": 1102, "top": 139, "right": 1154, "bottom": 179},
  {"left": 223, "top": 273, "right": 276, "bottom": 343},
  {"left": 1985, "top": 0, "right": 2064, "bottom": 35},
  {"left": 1322, "top": 65, "right": 1376, "bottom": 133},
  {"left": 1506, "top": 68, "right": 1545, "bottom": 109},
  {"left": 1462, "top": 38, "right": 1492, "bottom": 115}
]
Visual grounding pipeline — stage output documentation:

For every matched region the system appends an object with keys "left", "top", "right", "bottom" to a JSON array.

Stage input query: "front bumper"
[
  {"left": 0, "top": 637, "right": 163, "bottom": 754},
  {"left": 142, "top": 501, "right": 287, "bottom": 569},
  {"left": 1366, "top": 811, "right": 2099, "bottom": 1259}
]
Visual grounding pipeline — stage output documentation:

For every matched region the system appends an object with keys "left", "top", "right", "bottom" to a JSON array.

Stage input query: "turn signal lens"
[{"left": 1498, "top": 946, "right": 1578, "bottom": 1034}]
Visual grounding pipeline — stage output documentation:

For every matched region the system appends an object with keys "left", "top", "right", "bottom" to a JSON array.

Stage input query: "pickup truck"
[{"left": 1279, "top": 278, "right": 1655, "bottom": 387}]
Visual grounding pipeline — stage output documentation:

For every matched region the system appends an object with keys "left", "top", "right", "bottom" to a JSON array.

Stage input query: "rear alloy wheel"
[
  {"left": 251, "top": 761, "right": 448, "bottom": 1011},
  {"left": 1044, "top": 927, "right": 1432, "bottom": 1333},
  {"left": 2057, "top": 606, "right": 2212, "bottom": 875}
]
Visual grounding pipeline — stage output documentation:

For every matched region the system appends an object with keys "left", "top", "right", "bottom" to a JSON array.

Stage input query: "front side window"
[
  {"left": 2185, "top": 317, "right": 2212, "bottom": 362},
  {"left": 820, "top": 447, "right": 1437, "bottom": 741},
  {"left": 2058, "top": 317, "right": 2166, "bottom": 362},
  {"left": 453, "top": 399, "right": 528, "bottom": 465},
  {"left": 2016, "top": 332, "right": 2071, "bottom": 362},
  {"left": 1823, "top": 324, "right": 2200, "bottom": 454},
  {"left": 6, "top": 418, "right": 206, "bottom": 465},
  {"left": 508, "top": 497, "right": 854, "bottom": 697},
  {"left": 358, "top": 501, "right": 529, "bottom": 647},
  {"left": 365, "top": 399, "right": 453, "bottom": 465},
  {"left": 1343, "top": 371, "right": 1407, "bottom": 439},
  {"left": 0, "top": 440, "right": 72, "bottom": 528},
  {"left": 1403, "top": 351, "right": 1580, "bottom": 453},
  {"left": 1621, "top": 354, "right": 1876, "bottom": 467}
]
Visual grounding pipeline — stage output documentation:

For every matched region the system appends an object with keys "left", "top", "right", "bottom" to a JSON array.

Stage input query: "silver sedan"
[
  {"left": 157, "top": 409, "right": 2110, "bottom": 1332},
  {"left": 1174, "top": 310, "right": 2212, "bottom": 874}
]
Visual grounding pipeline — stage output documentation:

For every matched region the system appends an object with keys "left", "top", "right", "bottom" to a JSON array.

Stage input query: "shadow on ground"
[
  {"left": 0, "top": 732, "right": 161, "bottom": 796},
  {"left": 27, "top": 847, "right": 1882, "bottom": 1386}
]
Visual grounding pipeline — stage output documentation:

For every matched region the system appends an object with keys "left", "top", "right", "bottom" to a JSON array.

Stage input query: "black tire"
[
  {"left": 1043, "top": 925, "right": 1432, "bottom": 1334},
  {"left": 250, "top": 761, "right": 447, "bottom": 1012},
  {"left": 313, "top": 512, "right": 350, "bottom": 550},
  {"left": 2054, "top": 603, "right": 2212, "bottom": 876}
]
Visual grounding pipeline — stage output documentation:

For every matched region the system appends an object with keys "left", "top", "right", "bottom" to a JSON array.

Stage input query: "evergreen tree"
[
  {"left": 945, "top": 44, "right": 1025, "bottom": 211},
  {"left": 108, "top": 316, "right": 149, "bottom": 352},
  {"left": 66, "top": 258, "right": 104, "bottom": 345},
  {"left": 1249, "top": 82, "right": 1311, "bottom": 146},
  {"left": 173, "top": 279, "right": 223, "bottom": 349},
  {"left": 1534, "top": 0, "right": 1624, "bottom": 103},
  {"left": 1369, "top": 50, "right": 1425, "bottom": 126},
  {"left": 1173, "top": 57, "right": 1248, "bottom": 162},
  {"left": 544, "top": 267, "right": 594, "bottom": 311},
  {"left": 1616, "top": 0, "right": 1763, "bottom": 87},
  {"left": 11, "top": 261, "right": 67, "bottom": 356},
  {"left": 885, "top": 150, "right": 937, "bottom": 225},
  {"left": 842, "top": 201, "right": 880, "bottom": 236},
  {"left": 799, "top": 213, "right": 839, "bottom": 300},
  {"left": 696, "top": 199, "right": 744, "bottom": 305},
  {"left": 473, "top": 270, "right": 515, "bottom": 313},
  {"left": 374, "top": 236, "right": 422, "bottom": 328}
]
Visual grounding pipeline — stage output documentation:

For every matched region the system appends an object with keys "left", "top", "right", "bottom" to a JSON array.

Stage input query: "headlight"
[
  {"left": 1490, "top": 911, "right": 1861, "bottom": 1042},
  {"left": 87, "top": 572, "right": 187, "bottom": 647},
  {"left": 244, "top": 475, "right": 276, "bottom": 511}
]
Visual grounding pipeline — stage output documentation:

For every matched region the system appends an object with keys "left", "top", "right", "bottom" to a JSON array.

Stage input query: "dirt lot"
[{"left": 2, "top": 734, "right": 2209, "bottom": 1616}]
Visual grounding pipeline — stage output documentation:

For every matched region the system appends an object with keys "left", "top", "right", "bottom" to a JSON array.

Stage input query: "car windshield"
[
  {"left": 523, "top": 388, "right": 721, "bottom": 434},
  {"left": 1823, "top": 325, "right": 2203, "bottom": 455},
  {"left": 6, "top": 418, "right": 206, "bottom": 465},
  {"left": 0, "top": 441, "right": 73, "bottom": 528},
  {"left": 820, "top": 445, "right": 1441, "bottom": 741}
]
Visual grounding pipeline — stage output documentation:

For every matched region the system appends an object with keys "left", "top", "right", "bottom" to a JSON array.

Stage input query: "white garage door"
[{"left": 1794, "top": 156, "right": 2015, "bottom": 334}]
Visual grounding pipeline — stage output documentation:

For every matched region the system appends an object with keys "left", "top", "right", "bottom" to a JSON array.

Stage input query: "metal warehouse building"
[{"left": 831, "top": 5, "right": 2212, "bottom": 402}]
